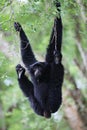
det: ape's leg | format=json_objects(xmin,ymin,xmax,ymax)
[
  {"xmin": 16, "ymin": 64, "xmax": 44, "ymax": 116},
  {"xmin": 14, "ymin": 23, "xmax": 37, "ymax": 68}
]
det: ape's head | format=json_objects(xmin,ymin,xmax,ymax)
[{"xmin": 30, "ymin": 62, "xmax": 49, "ymax": 81}]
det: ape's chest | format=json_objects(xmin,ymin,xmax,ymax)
[
  {"xmin": 34, "ymin": 83, "xmax": 49, "ymax": 106},
  {"xmin": 50, "ymin": 64, "xmax": 64, "ymax": 83}
]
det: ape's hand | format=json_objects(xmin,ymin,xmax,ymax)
[
  {"xmin": 14, "ymin": 22, "xmax": 22, "ymax": 32},
  {"xmin": 16, "ymin": 64, "xmax": 25, "ymax": 79},
  {"xmin": 54, "ymin": 0, "xmax": 60, "ymax": 7}
]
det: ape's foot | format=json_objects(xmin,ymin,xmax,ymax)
[
  {"xmin": 14, "ymin": 22, "xmax": 22, "ymax": 32},
  {"xmin": 16, "ymin": 64, "xmax": 25, "ymax": 79}
]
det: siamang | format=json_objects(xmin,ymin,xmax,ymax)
[{"xmin": 14, "ymin": 2, "xmax": 64, "ymax": 118}]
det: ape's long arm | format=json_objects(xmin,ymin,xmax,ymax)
[
  {"xmin": 45, "ymin": 2, "xmax": 63, "ymax": 64},
  {"xmin": 14, "ymin": 22, "xmax": 37, "ymax": 68}
]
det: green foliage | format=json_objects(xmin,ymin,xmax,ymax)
[{"xmin": 0, "ymin": 0, "xmax": 87, "ymax": 130}]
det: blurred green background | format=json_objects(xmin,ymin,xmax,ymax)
[{"xmin": 0, "ymin": 0, "xmax": 87, "ymax": 130}]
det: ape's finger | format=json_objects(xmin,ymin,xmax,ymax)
[{"xmin": 14, "ymin": 22, "xmax": 22, "ymax": 32}]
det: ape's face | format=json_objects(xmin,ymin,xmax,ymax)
[{"xmin": 30, "ymin": 62, "xmax": 47, "ymax": 79}]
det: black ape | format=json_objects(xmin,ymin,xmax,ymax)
[{"xmin": 14, "ymin": 2, "xmax": 64, "ymax": 118}]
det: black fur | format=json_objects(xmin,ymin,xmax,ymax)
[{"xmin": 14, "ymin": 2, "xmax": 64, "ymax": 118}]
